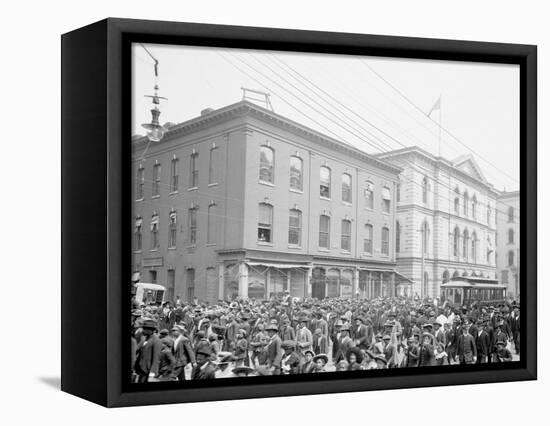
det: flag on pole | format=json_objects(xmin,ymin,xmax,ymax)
[{"xmin": 427, "ymin": 96, "xmax": 441, "ymax": 117}]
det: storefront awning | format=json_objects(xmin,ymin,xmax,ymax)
[{"xmin": 246, "ymin": 261, "xmax": 311, "ymax": 269}]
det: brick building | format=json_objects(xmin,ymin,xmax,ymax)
[{"xmin": 131, "ymin": 100, "xmax": 409, "ymax": 303}]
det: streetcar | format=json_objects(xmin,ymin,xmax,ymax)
[
  {"xmin": 133, "ymin": 282, "xmax": 166, "ymax": 305},
  {"xmin": 440, "ymin": 276, "xmax": 507, "ymax": 307}
]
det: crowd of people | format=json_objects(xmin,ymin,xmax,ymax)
[{"xmin": 131, "ymin": 292, "xmax": 520, "ymax": 382}]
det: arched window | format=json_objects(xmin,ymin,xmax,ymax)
[
  {"xmin": 422, "ymin": 221, "xmax": 429, "ymax": 254},
  {"xmin": 150, "ymin": 212, "xmax": 159, "ymax": 249},
  {"xmin": 288, "ymin": 209, "xmax": 302, "ymax": 246},
  {"xmin": 471, "ymin": 231, "xmax": 477, "ymax": 263},
  {"xmin": 422, "ymin": 176, "xmax": 429, "ymax": 204},
  {"xmin": 134, "ymin": 216, "xmax": 143, "ymax": 251},
  {"xmin": 453, "ymin": 226, "xmax": 460, "ymax": 257},
  {"xmin": 396, "ymin": 221, "xmax": 401, "ymax": 253},
  {"xmin": 259, "ymin": 146, "xmax": 274, "ymax": 183},
  {"xmin": 289, "ymin": 156, "xmax": 303, "ymax": 191},
  {"xmin": 382, "ymin": 186, "xmax": 391, "ymax": 213},
  {"xmin": 189, "ymin": 152, "xmax": 199, "ymax": 188},
  {"xmin": 320, "ymin": 166, "xmax": 331, "ymax": 198},
  {"xmin": 319, "ymin": 215, "xmax": 330, "ymax": 248},
  {"xmin": 462, "ymin": 229, "xmax": 469, "ymax": 260},
  {"xmin": 454, "ymin": 187, "xmax": 460, "ymax": 214},
  {"xmin": 209, "ymin": 146, "xmax": 219, "ymax": 185},
  {"xmin": 170, "ymin": 156, "xmax": 179, "ymax": 193},
  {"xmin": 508, "ymin": 228, "xmax": 514, "ymax": 244},
  {"xmin": 188, "ymin": 206, "xmax": 197, "ymax": 245},
  {"xmin": 342, "ymin": 173, "xmax": 352, "ymax": 203},
  {"xmin": 463, "ymin": 191, "xmax": 469, "ymax": 216},
  {"xmin": 258, "ymin": 203, "xmax": 273, "ymax": 242},
  {"xmin": 341, "ymin": 219, "xmax": 352, "ymax": 251},
  {"xmin": 207, "ymin": 203, "xmax": 217, "ymax": 245},
  {"xmin": 508, "ymin": 250, "xmax": 515, "ymax": 266},
  {"xmin": 471, "ymin": 195, "xmax": 477, "ymax": 219}
]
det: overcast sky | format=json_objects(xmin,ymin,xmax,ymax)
[{"xmin": 132, "ymin": 43, "xmax": 519, "ymax": 192}]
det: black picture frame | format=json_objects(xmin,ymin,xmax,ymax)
[{"xmin": 61, "ymin": 18, "xmax": 537, "ymax": 407}]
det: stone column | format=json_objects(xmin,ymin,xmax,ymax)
[
  {"xmin": 238, "ymin": 262, "xmax": 248, "ymax": 298},
  {"xmin": 391, "ymin": 272, "xmax": 396, "ymax": 297},
  {"xmin": 218, "ymin": 262, "xmax": 225, "ymax": 301},
  {"xmin": 306, "ymin": 267, "xmax": 313, "ymax": 298},
  {"xmin": 352, "ymin": 268, "xmax": 359, "ymax": 299}
]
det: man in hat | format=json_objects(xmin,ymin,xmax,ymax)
[
  {"xmin": 475, "ymin": 320, "xmax": 491, "ymax": 364},
  {"xmin": 336, "ymin": 324, "xmax": 354, "ymax": 363},
  {"xmin": 405, "ymin": 336, "xmax": 419, "ymax": 368},
  {"xmin": 374, "ymin": 354, "xmax": 388, "ymax": 369},
  {"xmin": 279, "ymin": 317, "xmax": 295, "ymax": 341},
  {"xmin": 457, "ymin": 321, "xmax": 477, "ymax": 364},
  {"xmin": 433, "ymin": 320, "xmax": 446, "ymax": 347},
  {"xmin": 192, "ymin": 346, "xmax": 217, "ymax": 380},
  {"xmin": 509, "ymin": 305, "xmax": 520, "ymax": 355},
  {"xmin": 265, "ymin": 323, "xmax": 283, "ymax": 375},
  {"xmin": 353, "ymin": 316, "xmax": 373, "ymax": 350},
  {"xmin": 134, "ymin": 319, "xmax": 162, "ymax": 383},
  {"xmin": 418, "ymin": 332, "xmax": 435, "ymax": 367},
  {"xmin": 224, "ymin": 314, "xmax": 240, "ymax": 351},
  {"xmin": 493, "ymin": 340, "xmax": 513, "ymax": 362},
  {"xmin": 312, "ymin": 328, "xmax": 328, "ymax": 355},
  {"xmin": 296, "ymin": 315, "xmax": 313, "ymax": 356},
  {"xmin": 382, "ymin": 334, "xmax": 397, "ymax": 368},
  {"xmin": 171, "ymin": 325, "xmax": 196, "ymax": 381},
  {"xmin": 300, "ymin": 349, "xmax": 316, "ymax": 374},
  {"xmin": 158, "ymin": 337, "xmax": 176, "ymax": 381},
  {"xmin": 233, "ymin": 329, "xmax": 249, "ymax": 367},
  {"xmin": 331, "ymin": 321, "xmax": 343, "ymax": 363},
  {"xmin": 249, "ymin": 323, "xmax": 267, "ymax": 367}
]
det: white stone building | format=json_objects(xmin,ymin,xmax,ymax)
[{"xmin": 378, "ymin": 147, "xmax": 498, "ymax": 299}]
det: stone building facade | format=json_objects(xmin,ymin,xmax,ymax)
[
  {"xmin": 378, "ymin": 147, "xmax": 498, "ymax": 299},
  {"xmin": 496, "ymin": 190, "xmax": 520, "ymax": 297}
]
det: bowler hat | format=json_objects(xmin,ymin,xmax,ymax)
[
  {"xmin": 141, "ymin": 319, "xmax": 158, "ymax": 330},
  {"xmin": 232, "ymin": 366, "xmax": 255, "ymax": 375},
  {"xmin": 313, "ymin": 353, "xmax": 329, "ymax": 364}
]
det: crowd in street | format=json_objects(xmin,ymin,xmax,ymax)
[{"xmin": 131, "ymin": 292, "xmax": 520, "ymax": 382}]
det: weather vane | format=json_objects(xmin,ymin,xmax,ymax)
[{"xmin": 140, "ymin": 44, "xmax": 168, "ymax": 142}]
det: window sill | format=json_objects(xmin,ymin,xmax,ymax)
[
  {"xmin": 151, "ymin": 195, "xmax": 160, "ymax": 199},
  {"xmin": 257, "ymin": 241, "xmax": 273, "ymax": 247},
  {"xmin": 340, "ymin": 250, "xmax": 352, "ymax": 255},
  {"xmin": 364, "ymin": 207, "xmax": 374, "ymax": 212},
  {"xmin": 133, "ymin": 250, "xmax": 142, "ymax": 254},
  {"xmin": 259, "ymin": 181, "xmax": 275, "ymax": 187},
  {"xmin": 289, "ymin": 188, "xmax": 303, "ymax": 194},
  {"xmin": 168, "ymin": 247, "xmax": 177, "ymax": 250},
  {"xmin": 320, "ymin": 196, "xmax": 331, "ymax": 201},
  {"xmin": 342, "ymin": 201, "xmax": 352, "ymax": 207},
  {"xmin": 208, "ymin": 183, "xmax": 219, "ymax": 188},
  {"xmin": 188, "ymin": 187, "xmax": 198, "ymax": 192},
  {"xmin": 169, "ymin": 191, "xmax": 179, "ymax": 196},
  {"xmin": 149, "ymin": 249, "xmax": 159, "ymax": 252},
  {"xmin": 135, "ymin": 198, "xmax": 144, "ymax": 202},
  {"xmin": 318, "ymin": 247, "xmax": 330, "ymax": 252},
  {"xmin": 186, "ymin": 245, "xmax": 197, "ymax": 249},
  {"xmin": 361, "ymin": 252, "xmax": 373, "ymax": 257},
  {"xmin": 206, "ymin": 243, "xmax": 217, "ymax": 247},
  {"xmin": 288, "ymin": 244, "xmax": 302, "ymax": 250}
]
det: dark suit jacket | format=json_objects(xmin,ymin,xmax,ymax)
[
  {"xmin": 475, "ymin": 330, "xmax": 491, "ymax": 357},
  {"xmin": 173, "ymin": 335, "xmax": 196, "ymax": 367},
  {"xmin": 266, "ymin": 335, "xmax": 283, "ymax": 367},
  {"xmin": 457, "ymin": 333, "xmax": 477, "ymax": 362},
  {"xmin": 135, "ymin": 333, "xmax": 162, "ymax": 377},
  {"xmin": 354, "ymin": 324, "xmax": 373, "ymax": 349},
  {"xmin": 418, "ymin": 343, "xmax": 435, "ymax": 367}
]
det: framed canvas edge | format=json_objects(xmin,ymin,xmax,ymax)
[{"xmin": 65, "ymin": 18, "xmax": 537, "ymax": 407}]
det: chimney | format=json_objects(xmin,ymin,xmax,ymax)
[{"xmin": 201, "ymin": 107, "xmax": 214, "ymax": 116}]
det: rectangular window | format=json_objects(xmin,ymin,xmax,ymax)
[
  {"xmin": 149, "ymin": 270, "xmax": 157, "ymax": 284},
  {"xmin": 320, "ymin": 166, "xmax": 331, "ymax": 198},
  {"xmin": 170, "ymin": 158, "xmax": 179, "ymax": 192},
  {"xmin": 136, "ymin": 166, "xmax": 144, "ymax": 200},
  {"xmin": 150, "ymin": 214, "xmax": 159, "ymax": 250},
  {"xmin": 342, "ymin": 174, "xmax": 352, "ymax": 203},
  {"xmin": 381, "ymin": 227, "xmax": 389, "ymax": 255},
  {"xmin": 288, "ymin": 209, "xmax": 302, "ymax": 246},
  {"xmin": 134, "ymin": 217, "xmax": 143, "ymax": 251},
  {"xmin": 167, "ymin": 269, "xmax": 175, "ymax": 302},
  {"xmin": 188, "ymin": 208, "xmax": 197, "ymax": 245},
  {"xmin": 259, "ymin": 146, "xmax": 274, "ymax": 183},
  {"xmin": 168, "ymin": 211, "xmax": 177, "ymax": 248},
  {"xmin": 152, "ymin": 164, "xmax": 161, "ymax": 197},
  {"xmin": 319, "ymin": 215, "xmax": 330, "ymax": 248},
  {"xmin": 207, "ymin": 204, "xmax": 216, "ymax": 245},
  {"xmin": 258, "ymin": 203, "xmax": 273, "ymax": 242},
  {"xmin": 501, "ymin": 270, "xmax": 509, "ymax": 284},
  {"xmin": 364, "ymin": 182, "xmax": 374, "ymax": 209},
  {"xmin": 186, "ymin": 269, "xmax": 195, "ymax": 301},
  {"xmin": 190, "ymin": 152, "xmax": 199, "ymax": 188},
  {"xmin": 364, "ymin": 224, "xmax": 373, "ymax": 254},
  {"xmin": 209, "ymin": 147, "xmax": 219, "ymax": 184},
  {"xmin": 382, "ymin": 187, "xmax": 391, "ymax": 213},
  {"xmin": 290, "ymin": 156, "xmax": 303, "ymax": 191},
  {"xmin": 341, "ymin": 219, "xmax": 351, "ymax": 251}
]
